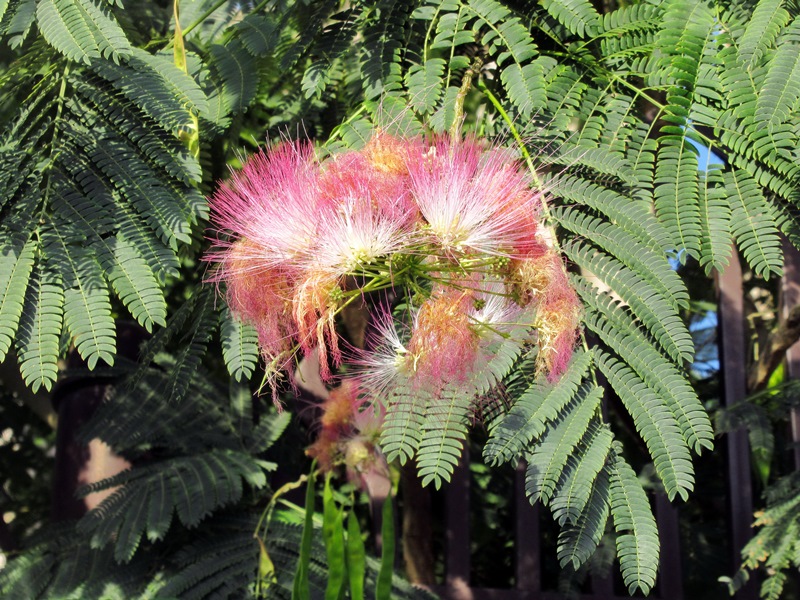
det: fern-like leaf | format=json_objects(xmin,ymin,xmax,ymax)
[
  {"xmin": 738, "ymin": 0, "xmax": 790, "ymax": 70},
  {"xmin": 0, "ymin": 236, "xmax": 35, "ymax": 362},
  {"xmin": 654, "ymin": 136, "xmax": 701, "ymax": 260},
  {"xmin": 554, "ymin": 207, "xmax": 689, "ymax": 311},
  {"xmin": 697, "ymin": 167, "xmax": 733, "ymax": 274},
  {"xmin": 545, "ymin": 173, "xmax": 672, "ymax": 254},
  {"xmin": 380, "ymin": 381, "xmax": 427, "ymax": 465},
  {"xmin": 47, "ymin": 227, "xmax": 116, "ymax": 369},
  {"xmin": 609, "ymin": 448, "xmax": 660, "ymax": 595},
  {"xmin": 724, "ymin": 168, "xmax": 783, "ymax": 278},
  {"xmin": 595, "ymin": 350, "xmax": 694, "ymax": 500},
  {"xmin": 540, "ymin": 0, "xmax": 600, "ymax": 38},
  {"xmin": 406, "ymin": 58, "xmax": 446, "ymax": 115},
  {"xmin": 484, "ymin": 349, "xmax": 592, "ymax": 465},
  {"xmin": 526, "ymin": 384, "xmax": 604, "ymax": 505},
  {"xmin": 576, "ymin": 280, "xmax": 713, "ymax": 456},
  {"xmin": 92, "ymin": 48, "xmax": 208, "ymax": 134},
  {"xmin": 220, "ymin": 306, "xmax": 259, "ymax": 382},
  {"xmin": 550, "ymin": 421, "xmax": 614, "ymax": 526},
  {"xmin": 100, "ymin": 235, "xmax": 167, "ymax": 333},
  {"xmin": 16, "ymin": 263, "xmax": 63, "ymax": 392},
  {"xmin": 755, "ymin": 20, "xmax": 800, "ymax": 128},
  {"xmin": 209, "ymin": 40, "xmax": 258, "ymax": 115},
  {"xmin": 36, "ymin": 0, "xmax": 131, "ymax": 64},
  {"xmin": 499, "ymin": 60, "xmax": 548, "ymax": 117},
  {"xmin": 161, "ymin": 290, "xmax": 217, "ymax": 403},
  {"xmin": 77, "ymin": 449, "xmax": 271, "ymax": 562},
  {"xmin": 417, "ymin": 386, "xmax": 472, "ymax": 489},
  {"xmin": 563, "ymin": 239, "xmax": 694, "ymax": 363},
  {"xmin": 556, "ymin": 461, "xmax": 611, "ymax": 570}
]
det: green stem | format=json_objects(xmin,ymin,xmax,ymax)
[
  {"xmin": 325, "ymin": 105, "xmax": 368, "ymax": 147},
  {"xmin": 477, "ymin": 79, "xmax": 597, "ymax": 377},
  {"xmin": 254, "ymin": 469, "xmax": 317, "ymax": 540},
  {"xmin": 450, "ymin": 57, "xmax": 483, "ymax": 138},
  {"xmin": 164, "ymin": 0, "xmax": 243, "ymax": 48},
  {"xmin": 476, "ymin": 80, "xmax": 544, "ymax": 195}
]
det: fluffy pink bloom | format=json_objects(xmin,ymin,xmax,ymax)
[
  {"xmin": 406, "ymin": 137, "xmax": 546, "ymax": 258},
  {"xmin": 348, "ymin": 307, "xmax": 410, "ymax": 396},
  {"xmin": 207, "ymin": 141, "xmax": 327, "ymax": 274},
  {"xmin": 205, "ymin": 132, "xmax": 581, "ymax": 406},
  {"xmin": 311, "ymin": 137, "xmax": 419, "ymax": 277},
  {"xmin": 406, "ymin": 290, "xmax": 479, "ymax": 389},
  {"xmin": 321, "ymin": 134, "xmax": 420, "ymax": 227},
  {"xmin": 513, "ymin": 252, "xmax": 581, "ymax": 380},
  {"xmin": 292, "ymin": 270, "xmax": 341, "ymax": 381},
  {"xmin": 305, "ymin": 379, "xmax": 388, "ymax": 489},
  {"xmin": 469, "ymin": 280, "xmax": 528, "ymax": 340},
  {"xmin": 312, "ymin": 194, "xmax": 414, "ymax": 278},
  {"xmin": 220, "ymin": 239, "xmax": 297, "ymax": 364}
]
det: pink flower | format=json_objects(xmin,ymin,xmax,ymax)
[
  {"xmin": 207, "ymin": 141, "xmax": 326, "ymax": 274},
  {"xmin": 219, "ymin": 239, "xmax": 297, "ymax": 365},
  {"xmin": 406, "ymin": 137, "xmax": 545, "ymax": 258},
  {"xmin": 348, "ymin": 307, "xmax": 411, "ymax": 396},
  {"xmin": 292, "ymin": 269, "xmax": 341, "ymax": 381},
  {"xmin": 205, "ymin": 132, "xmax": 582, "ymax": 407},
  {"xmin": 512, "ymin": 252, "xmax": 581, "ymax": 380},
  {"xmin": 469, "ymin": 279, "xmax": 529, "ymax": 340},
  {"xmin": 305, "ymin": 380, "xmax": 388, "ymax": 487},
  {"xmin": 312, "ymin": 194, "xmax": 414, "ymax": 278},
  {"xmin": 406, "ymin": 290, "xmax": 479, "ymax": 389}
]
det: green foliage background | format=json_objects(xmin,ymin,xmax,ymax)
[{"xmin": 0, "ymin": 0, "xmax": 799, "ymax": 597}]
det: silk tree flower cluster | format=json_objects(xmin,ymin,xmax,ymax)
[{"xmin": 207, "ymin": 134, "xmax": 581, "ymax": 445}]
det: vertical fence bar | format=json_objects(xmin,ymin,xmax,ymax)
[
  {"xmin": 515, "ymin": 461, "xmax": 540, "ymax": 593},
  {"xmin": 716, "ymin": 249, "xmax": 757, "ymax": 600},
  {"xmin": 655, "ymin": 493, "xmax": 683, "ymax": 600},
  {"xmin": 781, "ymin": 239, "xmax": 800, "ymax": 470},
  {"xmin": 446, "ymin": 453, "xmax": 471, "ymax": 598}
]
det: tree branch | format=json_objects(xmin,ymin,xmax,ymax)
[{"xmin": 748, "ymin": 303, "xmax": 800, "ymax": 391}]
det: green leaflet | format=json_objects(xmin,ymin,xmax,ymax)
[
  {"xmin": 724, "ymin": 168, "xmax": 783, "ymax": 278},
  {"xmin": 595, "ymin": 350, "xmax": 695, "ymax": 500},
  {"xmin": 36, "ymin": 0, "xmax": 131, "ymax": 64},
  {"xmin": 322, "ymin": 475, "xmax": 346, "ymax": 600},
  {"xmin": 609, "ymin": 448, "xmax": 660, "ymax": 595},
  {"xmin": 550, "ymin": 421, "xmax": 614, "ymax": 526},
  {"xmin": 577, "ymin": 283, "xmax": 714, "ymax": 456},
  {"xmin": 564, "ymin": 238, "xmax": 695, "ymax": 363},
  {"xmin": 220, "ymin": 306, "xmax": 259, "ymax": 382},
  {"xmin": 654, "ymin": 136, "xmax": 702, "ymax": 261},
  {"xmin": 209, "ymin": 40, "xmax": 258, "ymax": 114},
  {"xmin": 738, "ymin": 0, "xmax": 790, "ymax": 70},
  {"xmin": 554, "ymin": 206, "xmax": 689, "ymax": 311},
  {"xmin": 484, "ymin": 349, "xmax": 592, "ymax": 466},
  {"xmin": 499, "ymin": 61, "xmax": 548, "ymax": 118},
  {"xmin": 697, "ymin": 167, "xmax": 733, "ymax": 274},
  {"xmin": 541, "ymin": 0, "xmax": 601, "ymax": 38},
  {"xmin": 755, "ymin": 20, "xmax": 800, "ymax": 128},
  {"xmin": 16, "ymin": 262, "xmax": 63, "ymax": 392},
  {"xmin": 100, "ymin": 235, "xmax": 167, "ymax": 333},
  {"xmin": 47, "ymin": 226, "xmax": 116, "ymax": 369},
  {"xmin": 346, "ymin": 513, "xmax": 366, "ymax": 600},
  {"xmin": 381, "ymin": 381, "xmax": 427, "ymax": 465},
  {"xmin": 525, "ymin": 383, "xmax": 604, "ymax": 506},
  {"xmin": 556, "ymin": 461, "xmax": 611, "ymax": 570},
  {"xmin": 417, "ymin": 387, "xmax": 472, "ymax": 489},
  {"xmin": 406, "ymin": 58, "xmax": 446, "ymax": 114},
  {"xmin": 0, "ymin": 236, "xmax": 35, "ymax": 362}
]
